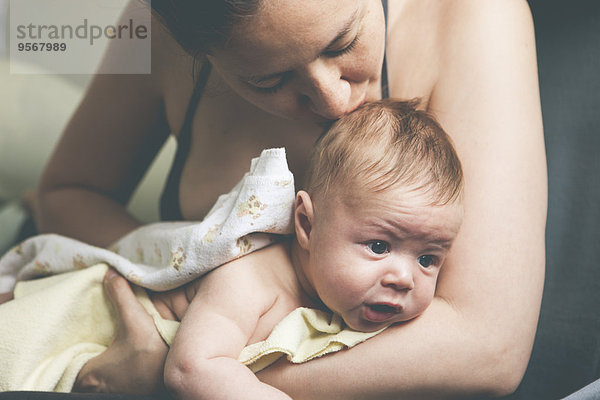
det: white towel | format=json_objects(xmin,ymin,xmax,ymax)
[{"xmin": 0, "ymin": 148, "xmax": 295, "ymax": 292}]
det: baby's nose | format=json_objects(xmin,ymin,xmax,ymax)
[{"xmin": 381, "ymin": 263, "xmax": 415, "ymax": 291}]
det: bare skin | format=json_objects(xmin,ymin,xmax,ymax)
[{"xmin": 38, "ymin": 0, "xmax": 546, "ymax": 397}]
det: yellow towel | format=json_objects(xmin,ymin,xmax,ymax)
[
  {"xmin": 0, "ymin": 264, "xmax": 116, "ymax": 391},
  {"xmin": 0, "ymin": 264, "xmax": 383, "ymax": 391},
  {"xmin": 240, "ymin": 308, "xmax": 384, "ymax": 373}
]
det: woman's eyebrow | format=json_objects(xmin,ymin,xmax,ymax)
[
  {"xmin": 324, "ymin": 8, "xmax": 361, "ymax": 51},
  {"xmin": 241, "ymin": 8, "xmax": 361, "ymax": 84}
]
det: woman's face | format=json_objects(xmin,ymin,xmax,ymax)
[{"xmin": 208, "ymin": 0, "xmax": 386, "ymax": 122}]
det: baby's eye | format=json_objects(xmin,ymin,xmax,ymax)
[
  {"xmin": 418, "ymin": 255, "xmax": 437, "ymax": 268},
  {"xmin": 366, "ymin": 241, "xmax": 390, "ymax": 255}
]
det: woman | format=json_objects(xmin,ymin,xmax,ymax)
[{"xmin": 37, "ymin": 0, "xmax": 546, "ymax": 398}]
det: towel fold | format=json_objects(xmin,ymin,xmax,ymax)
[{"xmin": 0, "ymin": 263, "xmax": 382, "ymax": 391}]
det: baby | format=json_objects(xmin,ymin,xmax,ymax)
[
  {"xmin": 1, "ymin": 99, "xmax": 464, "ymax": 399},
  {"xmin": 160, "ymin": 98, "xmax": 464, "ymax": 399}
]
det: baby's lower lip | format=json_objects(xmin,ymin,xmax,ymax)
[{"xmin": 363, "ymin": 304, "xmax": 400, "ymax": 323}]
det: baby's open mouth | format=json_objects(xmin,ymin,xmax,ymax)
[
  {"xmin": 370, "ymin": 304, "xmax": 399, "ymax": 313},
  {"xmin": 364, "ymin": 303, "xmax": 402, "ymax": 323}
]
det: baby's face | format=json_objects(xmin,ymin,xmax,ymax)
[{"xmin": 304, "ymin": 187, "xmax": 463, "ymax": 332}]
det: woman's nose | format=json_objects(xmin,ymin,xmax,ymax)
[
  {"xmin": 381, "ymin": 262, "xmax": 415, "ymax": 291},
  {"xmin": 298, "ymin": 60, "xmax": 352, "ymax": 119}
]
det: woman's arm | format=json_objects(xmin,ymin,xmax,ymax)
[
  {"xmin": 36, "ymin": 73, "xmax": 167, "ymax": 247},
  {"xmin": 258, "ymin": 1, "xmax": 546, "ymax": 398},
  {"xmin": 37, "ymin": 4, "xmax": 174, "ymax": 247}
]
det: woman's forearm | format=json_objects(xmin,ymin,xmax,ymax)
[
  {"xmin": 34, "ymin": 37, "xmax": 168, "ymax": 249},
  {"xmin": 36, "ymin": 186, "xmax": 142, "ymax": 248},
  {"xmin": 257, "ymin": 297, "xmax": 528, "ymax": 400}
]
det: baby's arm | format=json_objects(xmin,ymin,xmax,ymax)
[{"xmin": 164, "ymin": 260, "xmax": 292, "ymax": 400}]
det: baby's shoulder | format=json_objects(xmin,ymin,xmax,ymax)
[
  {"xmin": 215, "ymin": 241, "xmax": 290, "ymax": 274},
  {"xmin": 192, "ymin": 242, "xmax": 292, "ymax": 300}
]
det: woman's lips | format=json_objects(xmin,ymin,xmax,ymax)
[{"xmin": 348, "ymin": 93, "xmax": 367, "ymax": 113}]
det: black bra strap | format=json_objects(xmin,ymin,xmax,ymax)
[
  {"xmin": 159, "ymin": 60, "xmax": 212, "ymax": 221},
  {"xmin": 381, "ymin": 0, "xmax": 390, "ymax": 99}
]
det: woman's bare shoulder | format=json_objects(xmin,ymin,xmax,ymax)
[
  {"xmin": 430, "ymin": 0, "xmax": 538, "ymax": 111},
  {"xmin": 385, "ymin": 0, "xmax": 533, "ymax": 104},
  {"xmin": 435, "ymin": 0, "xmax": 534, "ymax": 56},
  {"xmin": 437, "ymin": 0, "xmax": 532, "ymax": 24}
]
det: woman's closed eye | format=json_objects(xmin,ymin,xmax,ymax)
[
  {"xmin": 366, "ymin": 240, "xmax": 390, "ymax": 255},
  {"xmin": 324, "ymin": 33, "xmax": 360, "ymax": 58},
  {"xmin": 248, "ymin": 72, "xmax": 292, "ymax": 94},
  {"xmin": 246, "ymin": 31, "xmax": 361, "ymax": 94}
]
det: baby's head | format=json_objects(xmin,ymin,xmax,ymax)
[{"xmin": 293, "ymin": 99, "xmax": 464, "ymax": 332}]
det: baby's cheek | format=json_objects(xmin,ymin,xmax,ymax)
[{"xmin": 415, "ymin": 280, "xmax": 437, "ymax": 310}]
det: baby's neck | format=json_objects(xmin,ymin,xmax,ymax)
[{"xmin": 289, "ymin": 239, "xmax": 320, "ymax": 305}]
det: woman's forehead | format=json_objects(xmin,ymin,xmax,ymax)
[
  {"xmin": 218, "ymin": 0, "xmax": 366, "ymax": 71},
  {"xmin": 232, "ymin": 0, "xmax": 364, "ymax": 40}
]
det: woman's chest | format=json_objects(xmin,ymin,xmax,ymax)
[{"xmin": 163, "ymin": 71, "xmax": 323, "ymax": 221}]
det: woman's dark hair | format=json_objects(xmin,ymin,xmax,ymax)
[{"xmin": 150, "ymin": 0, "xmax": 261, "ymax": 56}]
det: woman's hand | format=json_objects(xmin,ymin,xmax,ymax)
[{"xmin": 74, "ymin": 269, "xmax": 168, "ymax": 394}]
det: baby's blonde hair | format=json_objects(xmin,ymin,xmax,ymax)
[{"xmin": 305, "ymin": 99, "xmax": 463, "ymax": 206}]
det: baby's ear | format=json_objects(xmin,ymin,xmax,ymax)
[{"xmin": 294, "ymin": 191, "xmax": 314, "ymax": 250}]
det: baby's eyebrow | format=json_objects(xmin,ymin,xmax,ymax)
[
  {"xmin": 427, "ymin": 239, "xmax": 454, "ymax": 250},
  {"xmin": 366, "ymin": 218, "xmax": 457, "ymax": 246}
]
